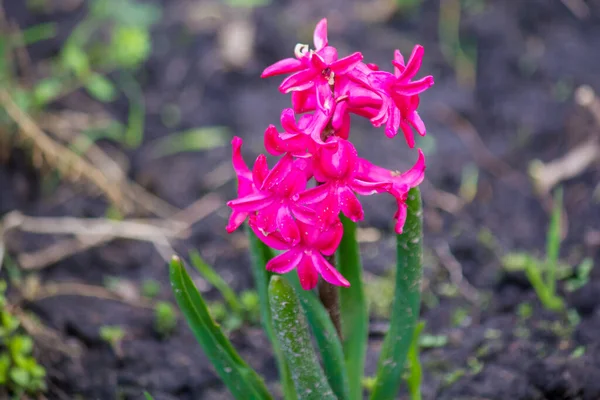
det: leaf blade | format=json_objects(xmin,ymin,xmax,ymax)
[
  {"xmin": 370, "ymin": 187, "xmax": 423, "ymax": 400},
  {"xmin": 169, "ymin": 256, "xmax": 272, "ymax": 400},
  {"xmin": 337, "ymin": 216, "xmax": 368, "ymax": 400}
]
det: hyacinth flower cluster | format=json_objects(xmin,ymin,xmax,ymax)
[{"xmin": 226, "ymin": 19, "xmax": 433, "ymax": 291}]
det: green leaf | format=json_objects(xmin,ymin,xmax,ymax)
[
  {"xmin": 268, "ymin": 276, "xmax": 337, "ymax": 400},
  {"xmin": 85, "ymin": 73, "xmax": 117, "ymax": 102},
  {"xmin": 111, "ymin": 25, "xmax": 151, "ymax": 68},
  {"xmin": 169, "ymin": 256, "xmax": 272, "ymax": 400},
  {"xmin": 189, "ymin": 250, "xmax": 243, "ymax": 314},
  {"xmin": 20, "ymin": 22, "xmax": 58, "ymax": 45},
  {"xmin": 546, "ymin": 187, "xmax": 563, "ymax": 295},
  {"xmin": 337, "ymin": 216, "xmax": 368, "ymax": 400},
  {"xmin": 61, "ymin": 44, "xmax": 89, "ymax": 77},
  {"xmin": 143, "ymin": 391, "xmax": 155, "ymax": 400},
  {"xmin": 286, "ymin": 274, "xmax": 350, "ymax": 400},
  {"xmin": 33, "ymin": 77, "xmax": 64, "ymax": 106},
  {"xmin": 406, "ymin": 322, "xmax": 425, "ymax": 400},
  {"xmin": 247, "ymin": 230, "xmax": 296, "ymax": 400},
  {"xmin": 150, "ymin": 127, "xmax": 229, "ymax": 158},
  {"xmin": 10, "ymin": 368, "xmax": 30, "ymax": 387},
  {"xmin": 370, "ymin": 188, "xmax": 423, "ymax": 400},
  {"xmin": 119, "ymin": 72, "xmax": 145, "ymax": 148}
]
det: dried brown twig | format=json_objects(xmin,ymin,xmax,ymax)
[
  {"xmin": 434, "ymin": 242, "xmax": 480, "ymax": 304},
  {"xmin": 0, "ymin": 89, "xmax": 132, "ymax": 212}
]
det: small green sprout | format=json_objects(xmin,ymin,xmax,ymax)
[
  {"xmin": 154, "ymin": 301, "xmax": 178, "ymax": 338},
  {"xmin": 141, "ymin": 279, "xmax": 161, "ymax": 299},
  {"xmin": 0, "ymin": 281, "xmax": 46, "ymax": 396},
  {"xmin": 99, "ymin": 325, "xmax": 125, "ymax": 356}
]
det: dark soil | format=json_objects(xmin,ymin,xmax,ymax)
[{"xmin": 2, "ymin": 0, "xmax": 600, "ymax": 399}]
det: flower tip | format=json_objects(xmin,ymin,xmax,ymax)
[
  {"xmin": 313, "ymin": 18, "xmax": 328, "ymax": 49},
  {"xmin": 231, "ymin": 136, "xmax": 243, "ymax": 146}
]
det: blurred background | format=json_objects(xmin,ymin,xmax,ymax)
[{"xmin": 0, "ymin": 0, "xmax": 599, "ymax": 399}]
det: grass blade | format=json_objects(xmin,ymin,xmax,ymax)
[
  {"xmin": 189, "ymin": 250, "xmax": 243, "ymax": 314},
  {"xmin": 406, "ymin": 322, "xmax": 425, "ymax": 400},
  {"xmin": 370, "ymin": 188, "xmax": 423, "ymax": 400},
  {"xmin": 337, "ymin": 216, "xmax": 368, "ymax": 400},
  {"xmin": 143, "ymin": 391, "xmax": 154, "ymax": 400},
  {"xmin": 169, "ymin": 256, "xmax": 272, "ymax": 399},
  {"xmin": 269, "ymin": 276, "xmax": 337, "ymax": 400},
  {"xmin": 247, "ymin": 230, "xmax": 297, "ymax": 400},
  {"xmin": 546, "ymin": 187, "xmax": 563, "ymax": 295},
  {"xmin": 286, "ymin": 274, "xmax": 350, "ymax": 400}
]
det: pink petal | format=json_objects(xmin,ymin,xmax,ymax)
[
  {"xmin": 264, "ymin": 125, "xmax": 284, "ymax": 156},
  {"xmin": 297, "ymin": 253, "xmax": 319, "ymax": 290},
  {"xmin": 226, "ymin": 210, "xmax": 248, "ymax": 233},
  {"xmin": 315, "ymin": 219, "xmax": 343, "ymax": 255},
  {"xmin": 292, "ymin": 90, "xmax": 316, "ymax": 113},
  {"xmin": 315, "ymin": 189, "xmax": 341, "ymax": 228},
  {"xmin": 394, "ymin": 202, "xmax": 408, "ymax": 234},
  {"xmin": 368, "ymin": 71, "xmax": 395, "ymax": 91},
  {"xmin": 313, "ymin": 18, "xmax": 328, "ymax": 50},
  {"xmin": 261, "ymin": 58, "xmax": 304, "ymax": 78},
  {"xmin": 311, "ymin": 252, "xmax": 350, "ymax": 287},
  {"xmin": 276, "ymin": 206, "xmax": 300, "ymax": 245},
  {"xmin": 410, "ymin": 111, "xmax": 426, "ymax": 137},
  {"xmin": 393, "ymin": 76, "xmax": 434, "ymax": 96},
  {"xmin": 317, "ymin": 46, "xmax": 338, "ymax": 64},
  {"xmin": 399, "ymin": 149, "xmax": 426, "ymax": 187},
  {"xmin": 400, "ymin": 119, "xmax": 415, "ymax": 148},
  {"xmin": 298, "ymin": 183, "xmax": 330, "ymax": 204},
  {"xmin": 393, "ymin": 49, "xmax": 406, "ymax": 75},
  {"xmin": 397, "ymin": 45, "xmax": 424, "ymax": 81},
  {"xmin": 316, "ymin": 80, "xmax": 335, "ymax": 113},
  {"xmin": 266, "ymin": 249, "xmax": 303, "ymax": 274},
  {"xmin": 228, "ymin": 193, "xmax": 272, "ymax": 213},
  {"xmin": 250, "ymin": 217, "xmax": 290, "ymax": 250},
  {"xmin": 330, "ymin": 52, "xmax": 363, "ymax": 75},
  {"xmin": 290, "ymin": 203, "xmax": 317, "ymax": 225},
  {"xmin": 231, "ymin": 137, "xmax": 250, "ymax": 178},
  {"xmin": 261, "ymin": 153, "xmax": 294, "ymax": 191},
  {"xmin": 350, "ymin": 179, "xmax": 390, "ymax": 196},
  {"xmin": 279, "ymin": 69, "xmax": 318, "ymax": 93},
  {"xmin": 338, "ymin": 186, "xmax": 364, "ymax": 222},
  {"xmin": 253, "ymin": 154, "xmax": 269, "ymax": 188},
  {"xmin": 384, "ymin": 107, "xmax": 401, "ymax": 139}
]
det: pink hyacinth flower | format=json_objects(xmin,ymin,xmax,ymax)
[
  {"xmin": 368, "ymin": 45, "xmax": 434, "ymax": 147},
  {"xmin": 357, "ymin": 149, "xmax": 426, "ymax": 233},
  {"xmin": 251, "ymin": 216, "xmax": 349, "ymax": 290},
  {"xmin": 227, "ymin": 153, "xmax": 315, "ymax": 244},
  {"xmin": 226, "ymin": 137, "xmax": 261, "ymax": 233},
  {"xmin": 300, "ymin": 138, "xmax": 390, "ymax": 228}
]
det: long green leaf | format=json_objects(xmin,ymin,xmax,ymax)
[
  {"xmin": 189, "ymin": 250, "xmax": 243, "ymax": 314},
  {"xmin": 269, "ymin": 276, "xmax": 337, "ymax": 400},
  {"xmin": 247, "ymin": 230, "xmax": 297, "ymax": 400},
  {"xmin": 546, "ymin": 187, "xmax": 563, "ymax": 295},
  {"xmin": 406, "ymin": 322, "xmax": 425, "ymax": 400},
  {"xmin": 169, "ymin": 256, "xmax": 272, "ymax": 400},
  {"xmin": 286, "ymin": 274, "xmax": 350, "ymax": 400},
  {"xmin": 337, "ymin": 216, "xmax": 368, "ymax": 400},
  {"xmin": 370, "ymin": 187, "xmax": 423, "ymax": 400}
]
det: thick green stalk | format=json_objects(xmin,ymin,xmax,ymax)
[
  {"xmin": 247, "ymin": 230, "xmax": 297, "ymax": 400},
  {"xmin": 269, "ymin": 276, "xmax": 337, "ymax": 400},
  {"xmin": 370, "ymin": 188, "xmax": 423, "ymax": 400},
  {"xmin": 337, "ymin": 216, "xmax": 368, "ymax": 400},
  {"xmin": 287, "ymin": 274, "xmax": 350, "ymax": 400}
]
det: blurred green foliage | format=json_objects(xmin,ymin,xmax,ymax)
[{"xmin": 0, "ymin": 281, "xmax": 47, "ymax": 397}]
